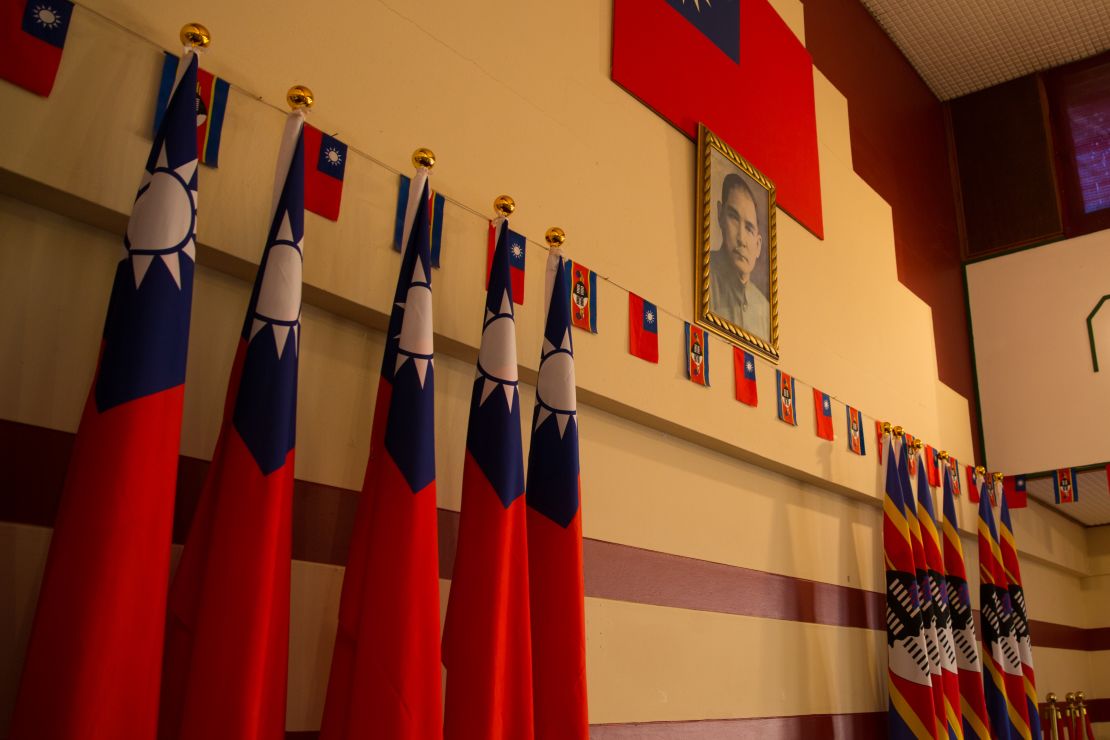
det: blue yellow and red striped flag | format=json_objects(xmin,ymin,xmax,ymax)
[{"xmin": 998, "ymin": 496, "xmax": 1041, "ymax": 740}]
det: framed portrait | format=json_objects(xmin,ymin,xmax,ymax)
[{"xmin": 695, "ymin": 124, "xmax": 779, "ymax": 361}]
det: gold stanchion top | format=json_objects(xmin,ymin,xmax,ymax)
[
  {"xmin": 1047, "ymin": 692, "xmax": 1058, "ymax": 703},
  {"xmin": 937, "ymin": 450, "xmax": 950, "ymax": 461},
  {"xmin": 493, "ymin": 195, "xmax": 515, "ymax": 218},
  {"xmin": 1066, "ymin": 692, "xmax": 1077, "ymax": 703},
  {"xmin": 975, "ymin": 465, "xmax": 987, "ymax": 476},
  {"xmin": 1077, "ymin": 690, "xmax": 1086, "ymax": 703},
  {"xmin": 881, "ymin": 421, "xmax": 892, "ymax": 434},
  {"xmin": 286, "ymin": 86, "xmax": 314, "ymax": 110},
  {"xmin": 412, "ymin": 148, "xmax": 436, "ymax": 169},
  {"xmin": 892, "ymin": 425, "xmax": 904, "ymax": 437},
  {"xmin": 545, "ymin": 227, "xmax": 566, "ymax": 248},
  {"xmin": 180, "ymin": 23, "xmax": 210, "ymax": 49}
]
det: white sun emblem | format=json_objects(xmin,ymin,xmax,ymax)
[
  {"xmin": 824, "ymin": 398, "xmax": 830, "ymax": 412},
  {"xmin": 745, "ymin": 360, "xmax": 754, "ymax": 373},
  {"xmin": 32, "ymin": 4, "xmax": 61, "ymax": 28},
  {"xmin": 247, "ymin": 210, "xmax": 303, "ymax": 359},
  {"xmin": 476, "ymin": 289, "xmax": 519, "ymax": 411},
  {"xmin": 125, "ymin": 139, "xmax": 198, "ymax": 290},
  {"xmin": 645, "ymin": 310, "xmax": 655, "ymax": 325},
  {"xmin": 324, "ymin": 147, "xmax": 342, "ymax": 167},
  {"xmin": 511, "ymin": 244, "xmax": 523, "ymax": 259},
  {"xmin": 534, "ymin": 327, "xmax": 576, "ymax": 437},
  {"xmin": 393, "ymin": 257, "xmax": 433, "ymax": 387}
]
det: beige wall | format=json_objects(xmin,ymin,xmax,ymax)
[{"xmin": 1, "ymin": 0, "xmax": 1105, "ymax": 733}]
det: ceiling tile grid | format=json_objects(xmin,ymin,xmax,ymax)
[
  {"xmin": 861, "ymin": 0, "xmax": 1110, "ymax": 100},
  {"xmin": 1026, "ymin": 468, "xmax": 1110, "ymax": 526}
]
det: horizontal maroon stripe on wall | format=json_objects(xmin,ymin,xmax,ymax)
[{"xmin": 2, "ymin": 418, "xmax": 1106, "ymax": 649}]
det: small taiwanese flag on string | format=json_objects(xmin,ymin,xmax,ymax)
[
  {"xmin": 628, "ymin": 293, "xmax": 658, "ymax": 363},
  {"xmin": 486, "ymin": 222, "xmax": 526, "ymax": 305},
  {"xmin": 775, "ymin": 370, "xmax": 796, "ymax": 426},
  {"xmin": 966, "ymin": 465, "xmax": 979, "ymax": 503},
  {"xmin": 0, "ymin": 0, "xmax": 73, "ymax": 96},
  {"xmin": 924, "ymin": 445, "xmax": 941, "ymax": 487},
  {"xmin": 155, "ymin": 52, "xmax": 230, "ymax": 167},
  {"xmin": 684, "ymin": 323, "xmax": 709, "ymax": 386},
  {"xmin": 812, "ymin": 389, "xmax": 833, "ymax": 440},
  {"xmin": 846, "ymin": 406, "xmax": 864, "ymax": 455},
  {"xmin": 394, "ymin": 174, "xmax": 445, "ymax": 267},
  {"xmin": 568, "ymin": 261, "xmax": 597, "ymax": 333},
  {"xmin": 303, "ymin": 122, "xmax": 347, "ymax": 221},
  {"xmin": 1053, "ymin": 468, "xmax": 1078, "ymax": 503},
  {"xmin": 1002, "ymin": 475, "xmax": 1027, "ymax": 509},
  {"xmin": 733, "ymin": 348, "xmax": 757, "ymax": 406}
]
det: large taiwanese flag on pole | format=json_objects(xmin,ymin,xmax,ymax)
[
  {"xmin": 443, "ymin": 215, "xmax": 534, "ymax": 739},
  {"xmin": 159, "ymin": 107, "xmax": 305, "ymax": 740},
  {"xmin": 940, "ymin": 467, "xmax": 991, "ymax": 740},
  {"xmin": 882, "ymin": 433, "xmax": 937, "ymax": 740},
  {"xmin": 999, "ymin": 495, "xmax": 1042, "ymax": 740},
  {"xmin": 318, "ymin": 158, "xmax": 441, "ymax": 740},
  {"xmin": 978, "ymin": 483, "xmax": 1032, "ymax": 740},
  {"xmin": 915, "ymin": 460, "xmax": 962, "ymax": 739},
  {"xmin": 9, "ymin": 51, "xmax": 199, "ymax": 740},
  {"xmin": 526, "ymin": 247, "xmax": 588, "ymax": 740}
]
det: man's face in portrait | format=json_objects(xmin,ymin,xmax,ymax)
[{"xmin": 717, "ymin": 181, "xmax": 762, "ymax": 284}]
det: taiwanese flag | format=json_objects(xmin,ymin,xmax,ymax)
[
  {"xmin": 812, "ymin": 388, "xmax": 833, "ymax": 440},
  {"xmin": 487, "ymin": 221, "xmax": 526, "ymax": 305},
  {"xmin": 924, "ymin": 445, "xmax": 941, "ymax": 488},
  {"xmin": 393, "ymin": 173, "xmax": 445, "ymax": 267},
  {"xmin": 999, "ymin": 496, "xmax": 1042, "ymax": 740},
  {"xmin": 846, "ymin": 406, "xmax": 864, "ymax": 455},
  {"xmin": 318, "ymin": 168, "xmax": 441, "ymax": 738},
  {"xmin": 159, "ymin": 110, "xmax": 304, "ymax": 740},
  {"xmin": 443, "ymin": 217, "xmax": 534, "ymax": 739},
  {"xmin": 0, "ymin": 0, "xmax": 73, "ymax": 96},
  {"xmin": 967, "ymin": 465, "xmax": 980, "ymax": 503},
  {"xmin": 978, "ymin": 481, "xmax": 1033, "ymax": 740},
  {"xmin": 155, "ymin": 52, "xmax": 230, "ymax": 166},
  {"xmin": 526, "ymin": 249, "xmax": 588, "ymax": 740},
  {"xmin": 1053, "ymin": 468, "xmax": 1078, "ymax": 503},
  {"xmin": 881, "ymin": 433, "xmax": 937, "ymax": 740},
  {"xmin": 628, "ymin": 292, "xmax": 658, "ymax": 363},
  {"xmin": 303, "ymin": 122, "xmax": 346, "ymax": 220},
  {"xmin": 775, "ymin": 370, "xmax": 796, "ymax": 425},
  {"xmin": 940, "ymin": 466, "xmax": 991, "ymax": 740},
  {"xmin": 611, "ymin": 0, "xmax": 823, "ymax": 237},
  {"xmin": 1003, "ymin": 475, "xmax": 1028, "ymax": 509},
  {"xmin": 568, "ymin": 260, "xmax": 598, "ymax": 333},
  {"xmin": 9, "ymin": 51, "xmax": 198, "ymax": 740},
  {"xmin": 684, "ymin": 322, "xmax": 709, "ymax": 386},
  {"xmin": 733, "ymin": 347, "xmax": 757, "ymax": 406}
]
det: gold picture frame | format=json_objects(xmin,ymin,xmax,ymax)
[{"xmin": 695, "ymin": 123, "xmax": 779, "ymax": 362}]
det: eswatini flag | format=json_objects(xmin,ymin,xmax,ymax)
[
  {"xmin": 154, "ymin": 52, "xmax": 230, "ymax": 166},
  {"xmin": 941, "ymin": 467, "xmax": 991, "ymax": 739},
  {"xmin": 443, "ymin": 217, "xmax": 534, "ymax": 739},
  {"xmin": 159, "ymin": 110, "xmax": 304, "ymax": 740},
  {"xmin": 568, "ymin": 260, "xmax": 597, "ymax": 333},
  {"xmin": 999, "ymin": 495, "xmax": 1041, "ymax": 740},
  {"xmin": 685, "ymin": 322, "xmax": 709, "ymax": 386},
  {"xmin": 882, "ymin": 434, "xmax": 937, "ymax": 740},
  {"xmin": 9, "ymin": 50, "xmax": 198, "ymax": 740},
  {"xmin": 318, "ymin": 166, "xmax": 441, "ymax": 739},
  {"xmin": 978, "ymin": 482, "xmax": 1033, "ymax": 740},
  {"xmin": 526, "ymin": 249, "xmax": 588, "ymax": 740},
  {"xmin": 776, "ymin": 370, "xmax": 796, "ymax": 425}
]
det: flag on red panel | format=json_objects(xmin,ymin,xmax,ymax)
[
  {"xmin": 813, "ymin": 389, "xmax": 833, "ymax": 440},
  {"xmin": 1003, "ymin": 475, "xmax": 1028, "ymax": 509},
  {"xmin": 948, "ymin": 457, "xmax": 961, "ymax": 497},
  {"xmin": 394, "ymin": 173, "xmax": 445, "ymax": 267},
  {"xmin": 684, "ymin": 323, "xmax": 709, "ymax": 386},
  {"xmin": 526, "ymin": 249, "xmax": 588, "ymax": 740},
  {"xmin": 881, "ymin": 434, "xmax": 936, "ymax": 740},
  {"xmin": 776, "ymin": 370, "xmax": 795, "ymax": 425},
  {"xmin": 875, "ymin": 421, "xmax": 885, "ymax": 462},
  {"xmin": 159, "ymin": 110, "xmax": 304, "ymax": 740},
  {"xmin": 442, "ymin": 217, "xmax": 534, "ymax": 740},
  {"xmin": 303, "ymin": 122, "xmax": 346, "ymax": 220},
  {"xmin": 733, "ymin": 347, "xmax": 757, "ymax": 406},
  {"xmin": 611, "ymin": 0, "xmax": 823, "ymax": 237},
  {"xmin": 568, "ymin": 261, "xmax": 597, "ymax": 333},
  {"xmin": 155, "ymin": 52, "xmax": 230, "ymax": 167},
  {"xmin": 487, "ymin": 221, "xmax": 526, "ymax": 305},
  {"xmin": 903, "ymin": 434, "xmax": 918, "ymax": 479},
  {"xmin": 999, "ymin": 496, "xmax": 1041, "ymax": 740},
  {"xmin": 914, "ymin": 460, "xmax": 962, "ymax": 740},
  {"xmin": 628, "ymin": 292, "xmax": 658, "ymax": 363},
  {"xmin": 846, "ymin": 406, "xmax": 864, "ymax": 455},
  {"xmin": 924, "ymin": 445, "xmax": 940, "ymax": 488},
  {"xmin": 940, "ymin": 467, "xmax": 991, "ymax": 740},
  {"xmin": 1053, "ymin": 468, "xmax": 1078, "ymax": 503},
  {"xmin": 0, "ymin": 0, "xmax": 73, "ymax": 96},
  {"xmin": 318, "ymin": 167, "xmax": 441, "ymax": 740},
  {"xmin": 9, "ymin": 51, "xmax": 198, "ymax": 740},
  {"xmin": 967, "ymin": 466, "xmax": 980, "ymax": 503}
]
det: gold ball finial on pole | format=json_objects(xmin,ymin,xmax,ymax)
[
  {"xmin": 881, "ymin": 421, "xmax": 892, "ymax": 434},
  {"xmin": 912, "ymin": 439, "xmax": 923, "ymax": 451},
  {"xmin": 412, "ymin": 148, "xmax": 436, "ymax": 170},
  {"xmin": 892, "ymin": 425, "xmax": 904, "ymax": 437},
  {"xmin": 992, "ymin": 471, "xmax": 1004, "ymax": 483},
  {"xmin": 545, "ymin": 227, "xmax": 566, "ymax": 249},
  {"xmin": 493, "ymin": 195, "xmax": 515, "ymax": 218},
  {"xmin": 286, "ymin": 85, "xmax": 314, "ymax": 111},
  {"xmin": 938, "ymin": 450, "xmax": 950, "ymax": 461},
  {"xmin": 180, "ymin": 23, "xmax": 211, "ymax": 49}
]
